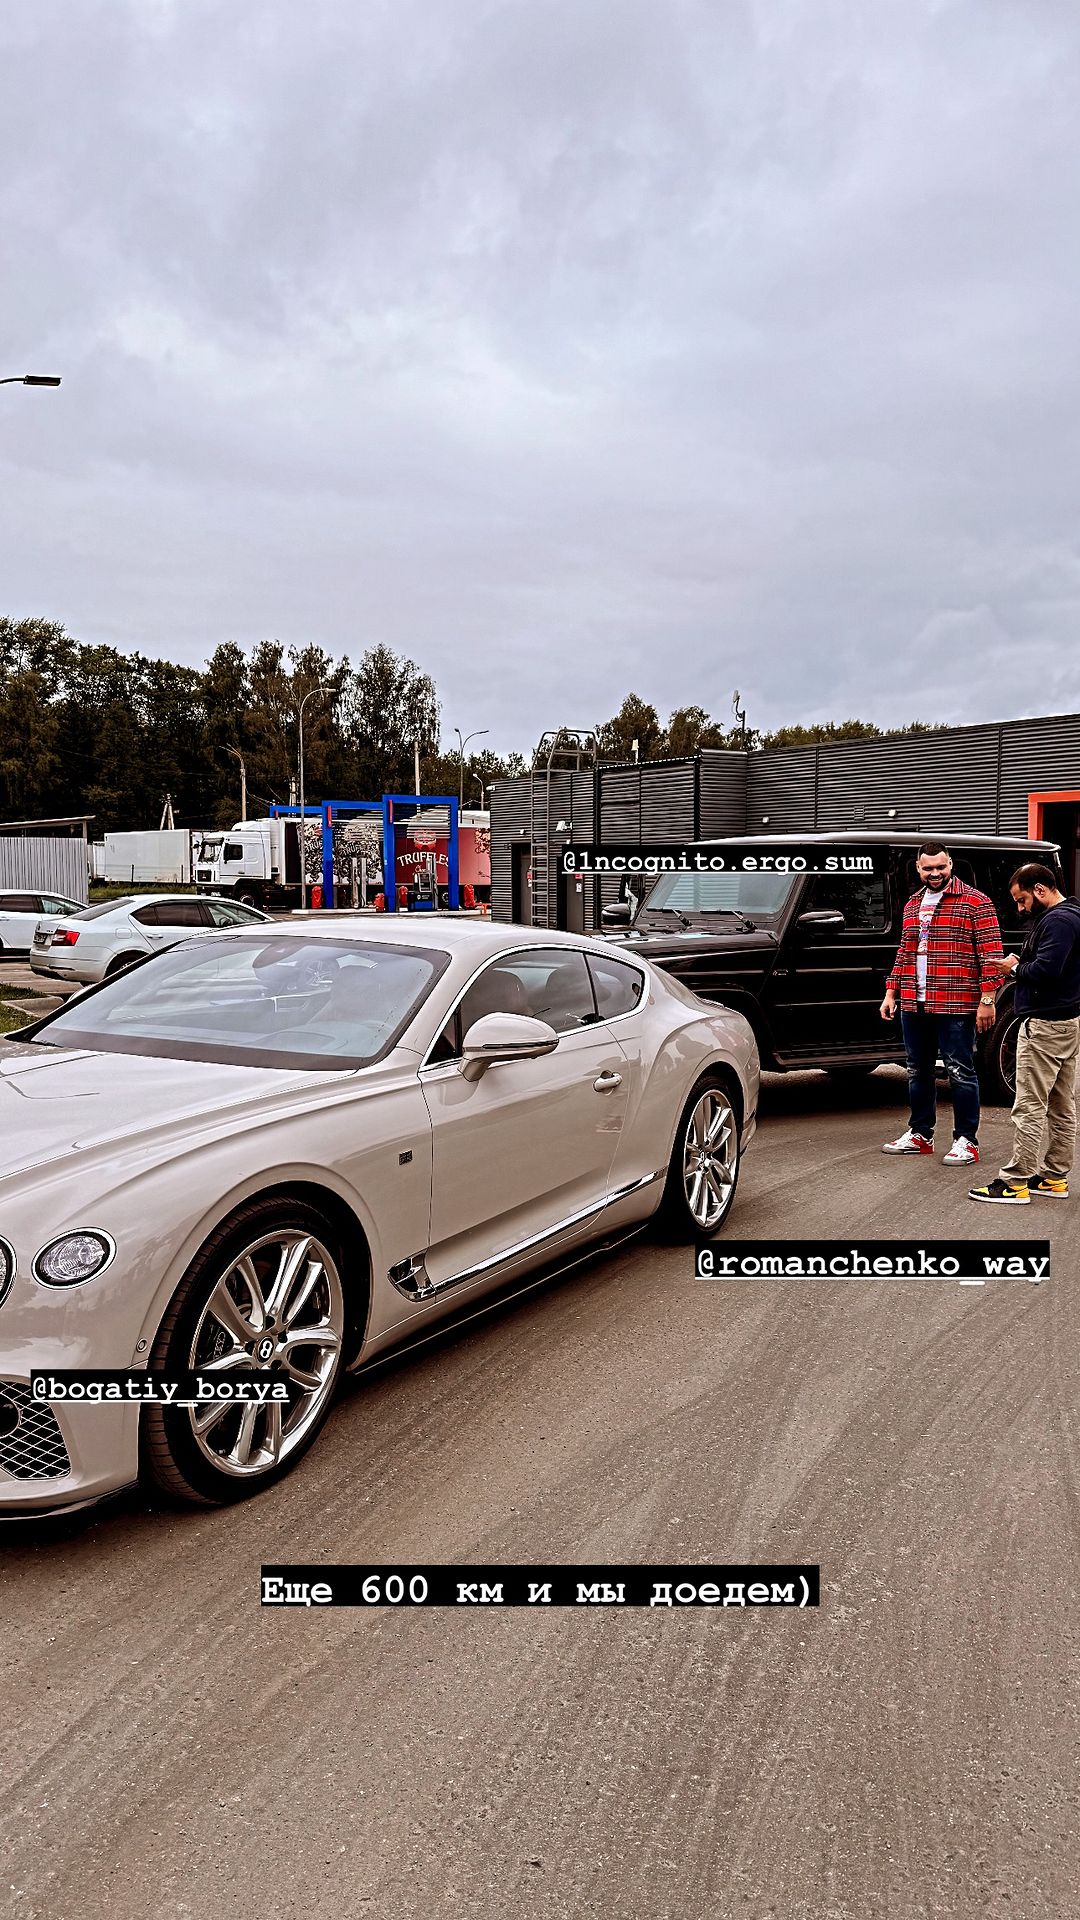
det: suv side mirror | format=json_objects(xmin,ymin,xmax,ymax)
[
  {"xmin": 796, "ymin": 909, "xmax": 845, "ymax": 937},
  {"xmin": 460, "ymin": 1012, "xmax": 560, "ymax": 1081},
  {"xmin": 601, "ymin": 901, "xmax": 632, "ymax": 927}
]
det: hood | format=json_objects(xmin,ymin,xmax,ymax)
[
  {"xmin": 613, "ymin": 924, "xmax": 777, "ymax": 957},
  {"xmin": 0, "ymin": 1041, "xmax": 335, "ymax": 1181}
]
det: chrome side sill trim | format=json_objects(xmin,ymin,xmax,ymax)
[{"xmin": 387, "ymin": 1169, "xmax": 662, "ymax": 1302}]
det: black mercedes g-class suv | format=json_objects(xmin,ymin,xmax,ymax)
[{"xmin": 601, "ymin": 831, "xmax": 1065, "ymax": 1102}]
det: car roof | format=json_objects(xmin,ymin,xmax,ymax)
[{"xmin": 214, "ymin": 914, "xmax": 621, "ymax": 956}]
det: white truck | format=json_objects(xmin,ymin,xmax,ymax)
[
  {"xmin": 193, "ymin": 816, "xmax": 384, "ymax": 909},
  {"xmin": 193, "ymin": 818, "xmax": 316, "ymax": 908}
]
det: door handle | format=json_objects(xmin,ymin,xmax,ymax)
[{"xmin": 593, "ymin": 1070, "xmax": 623, "ymax": 1091}]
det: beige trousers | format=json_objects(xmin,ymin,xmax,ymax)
[{"xmin": 1000, "ymin": 1016, "xmax": 1080, "ymax": 1182}]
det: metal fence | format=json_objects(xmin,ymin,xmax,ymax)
[{"xmin": 0, "ymin": 836, "xmax": 88, "ymax": 903}]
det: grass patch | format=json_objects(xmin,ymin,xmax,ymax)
[
  {"xmin": 0, "ymin": 984, "xmax": 50, "ymax": 999},
  {"xmin": 0, "ymin": 1004, "xmax": 30, "ymax": 1034},
  {"xmin": 89, "ymin": 881, "xmax": 195, "ymax": 902}
]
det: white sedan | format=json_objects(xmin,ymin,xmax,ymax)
[
  {"xmin": 0, "ymin": 918, "xmax": 758, "ymax": 1515},
  {"xmin": 0, "ymin": 889, "xmax": 86, "ymax": 955},
  {"xmin": 29, "ymin": 892, "xmax": 271, "ymax": 983}
]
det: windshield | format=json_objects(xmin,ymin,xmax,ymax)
[
  {"xmin": 195, "ymin": 836, "xmax": 224, "ymax": 860},
  {"xmin": 639, "ymin": 869, "xmax": 796, "ymax": 919},
  {"xmin": 22, "ymin": 934, "xmax": 451, "ymax": 1070}
]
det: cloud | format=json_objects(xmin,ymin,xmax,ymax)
[{"xmin": 2, "ymin": 0, "xmax": 1078, "ymax": 753}]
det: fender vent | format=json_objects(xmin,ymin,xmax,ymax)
[{"xmin": 0, "ymin": 1382, "xmax": 72, "ymax": 1479}]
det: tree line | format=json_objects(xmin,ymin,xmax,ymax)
[{"xmin": 0, "ymin": 616, "xmax": 935, "ymax": 835}]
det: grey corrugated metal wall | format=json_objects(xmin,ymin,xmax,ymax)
[
  {"xmin": 0, "ymin": 837, "xmax": 88, "ymax": 902},
  {"xmin": 999, "ymin": 714, "xmax": 1080, "ymax": 832},
  {"xmin": 699, "ymin": 751, "xmax": 749, "ymax": 836},
  {"xmin": 491, "ymin": 712, "xmax": 1080, "ymax": 924}
]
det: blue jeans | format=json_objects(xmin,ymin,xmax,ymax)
[{"xmin": 900, "ymin": 1009, "xmax": 980, "ymax": 1143}]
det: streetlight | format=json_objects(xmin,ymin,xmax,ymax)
[
  {"xmin": 297, "ymin": 684, "xmax": 333, "ymax": 911},
  {"xmin": 472, "ymin": 774, "xmax": 487, "ymax": 808},
  {"xmin": 0, "ymin": 374, "xmax": 62, "ymax": 387},
  {"xmin": 454, "ymin": 727, "xmax": 489, "ymax": 806}
]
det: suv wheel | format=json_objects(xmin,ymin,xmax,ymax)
[{"xmin": 978, "ymin": 993, "xmax": 1021, "ymax": 1105}]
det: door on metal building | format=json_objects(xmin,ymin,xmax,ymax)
[
  {"xmin": 1037, "ymin": 801, "xmax": 1080, "ymax": 896},
  {"xmin": 511, "ymin": 844, "xmax": 533, "ymax": 924},
  {"xmin": 557, "ymin": 863, "xmax": 585, "ymax": 932}
]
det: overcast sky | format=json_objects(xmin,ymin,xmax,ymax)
[{"xmin": 2, "ymin": 0, "xmax": 1079, "ymax": 756}]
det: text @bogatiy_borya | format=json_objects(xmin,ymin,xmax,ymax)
[
  {"xmin": 31, "ymin": 1370, "xmax": 291, "ymax": 1405},
  {"xmin": 695, "ymin": 1241, "xmax": 1051, "ymax": 1282}
]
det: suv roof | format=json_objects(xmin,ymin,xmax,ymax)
[{"xmin": 694, "ymin": 831, "xmax": 1060, "ymax": 850}]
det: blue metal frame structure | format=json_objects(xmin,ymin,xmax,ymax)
[
  {"xmin": 269, "ymin": 795, "xmax": 460, "ymax": 910},
  {"xmin": 382, "ymin": 795, "xmax": 460, "ymax": 912}
]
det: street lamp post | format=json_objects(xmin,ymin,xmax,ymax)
[
  {"xmin": 0, "ymin": 374, "xmax": 62, "ymax": 387},
  {"xmin": 298, "ymin": 685, "xmax": 333, "ymax": 910},
  {"xmin": 454, "ymin": 727, "xmax": 489, "ymax": 807}
]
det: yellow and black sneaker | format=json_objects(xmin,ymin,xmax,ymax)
[
  {"xmin": 1027, "ymin": 1174, "xmax": 1069, "ymax": 1198},
  {"xmin": 968, "ymin": 1178, "xmax": 1030, "ymax": 1205}
]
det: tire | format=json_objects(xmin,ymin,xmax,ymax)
[
  {"xmin": 141, "ymin": 1198, "xmax": 347, "ymax": 1506},
  {"xmin": 236, "ymin": 890, "xmax": 260, "ymax": 909},
  {"xmin": 654, "ymin": 1074, "xmax": 741, "ymax": 1241},
  {"xmin": 978, "ymin": 995, "xmax": 1022, "ymax": 1105},
  {"xmin": 105, "ymin": 952, "xmax": 143, "ymax": 977}
]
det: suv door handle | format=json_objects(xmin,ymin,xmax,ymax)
[{"xmin": 593, "ymin": 1070, "xmax": 623, "ymax": 1091}]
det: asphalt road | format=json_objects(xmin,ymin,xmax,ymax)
[{"xmin": 3, "ymin": 1068, "xmax": 1078, "ymax": 1919}]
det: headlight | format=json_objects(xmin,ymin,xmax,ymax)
[
  {"xmin": 0, "ymin": 1238, "xmax": 15, "ymax": 1308},
  {"xmin": 33, "ymin": 1231, "xmax": 116, "ymax": 1287}
]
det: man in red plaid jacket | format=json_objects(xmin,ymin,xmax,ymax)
[{"xmin": 879, "ymin": 842, "xmax": 1004, "ymax": 1164}]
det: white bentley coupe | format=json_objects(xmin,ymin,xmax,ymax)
[{"xmin": 0, "ymin": 918, "xmax": 758, "ymax": 1515}]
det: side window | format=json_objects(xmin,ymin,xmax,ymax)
[
  {"xmin": 223, "ymin": 842, "xmax": 244, "ymax": 862},
  {"xmin": 205, "ymin": 901, "xmax": 254, "ymax": 926},
  {"xmin": 158, "ymin": 901, "xmax": 212, "ymax": 927},
  {"xmin": 427, "ymin": 1010, "xmax": 462, "ymax": 1064},
  {"xmin": 586, "ymin": 951, "xmax": 646, "ymax": 1017},
  {"xmin": 132, "ymin": 903, "xmax": 163, "ymax": 926},
  {"xmin": 806, "ymin": 873, "xmax": 889, "ymax": 930},
  {"xmin": 504, "ymin": 949, "xmax": 596, "ymax": 1032},
  {"xmin": 2, "ymin": 894, "xmax": 37, "ymax": 914},
  {"xmin": 458, "ymin": 949, "xmax": 596, "ymax": 1040}
]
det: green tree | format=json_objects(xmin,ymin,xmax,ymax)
[
  {"xmin": 596, "ymin": 694, "xmax": 664, "ymax": 763},
  {"xmin": 662, "ymin": 705, "xmax": 730, "ymax": 757},
  {"xmin": 340, "ymin": 644, "xmax": 440, "ymax": 797}
]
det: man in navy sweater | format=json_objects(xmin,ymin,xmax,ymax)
[{"xmin": 969, "ymin": 863, "xmax": 1080, "ymax": 1203}]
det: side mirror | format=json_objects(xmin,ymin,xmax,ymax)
[
  {"xmin": 460, "ymin": 1012, "xmax": 559, "ymax": 1081},
  {"xmin": 796, "ymin": 909, "xmax": 845, "ymax": 936},
  {"xmin": 601, "ymin": 901, "xmax": 632, "ymax": 927}
]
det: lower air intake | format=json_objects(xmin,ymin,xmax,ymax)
[{"xmin": 0, "ymin": 1383, "xmax": 72, "ymax": 1479}]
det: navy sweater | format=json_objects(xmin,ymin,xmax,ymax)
[{"xmin": 1013, "ymin": 896, "xmax": 1080, "ymax": 1019}]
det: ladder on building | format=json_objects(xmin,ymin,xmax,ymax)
[{"xmin": 528, "ymin": 729, "xmax": 596, "ymax": 927}]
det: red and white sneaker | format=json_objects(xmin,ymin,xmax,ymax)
[
  {"xmin": 882, "ymin": 1129, "xmax": 935, "ymax": 1155},
  {"xmin": 943, "ymin": 1137, "xmax": 979, "ymax": 1165}
]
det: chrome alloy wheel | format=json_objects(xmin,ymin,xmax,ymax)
[
  {"xmin": 682, "ymin": 1090, "xmax": 737, "ymax": 1230},
  {"xmin": 187, "ymin": 1230, "xmax": 344, "ymax": 1478}
]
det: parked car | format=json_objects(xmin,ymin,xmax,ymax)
[
  {"xmin": 29, "ymin": 893, "xmax": 271, "ymax": 984},
  {"xmin": 0, "ymin": 918, "xmax": 757, "ymax": 1515},
  {"xmin": 0, "ymin": 889, "xmax": 85, "ymax": 956},
  {"xmin": 601, "ymin": 831, "xmax": 1065, "ymax": 1102}
]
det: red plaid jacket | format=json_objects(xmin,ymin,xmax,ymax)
[{"xmin": 886, "ymin": 877, "xmax": 1004, "ymax": 1012}]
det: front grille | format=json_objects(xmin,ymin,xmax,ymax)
[{"xmin": 0, "ymin": 1382, "xmax": 72, "ymax": 1480}]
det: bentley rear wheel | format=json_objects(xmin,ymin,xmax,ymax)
[{"xmin": 655, "ymin": 1076, "xmax": 741, "ymax": 1240}]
